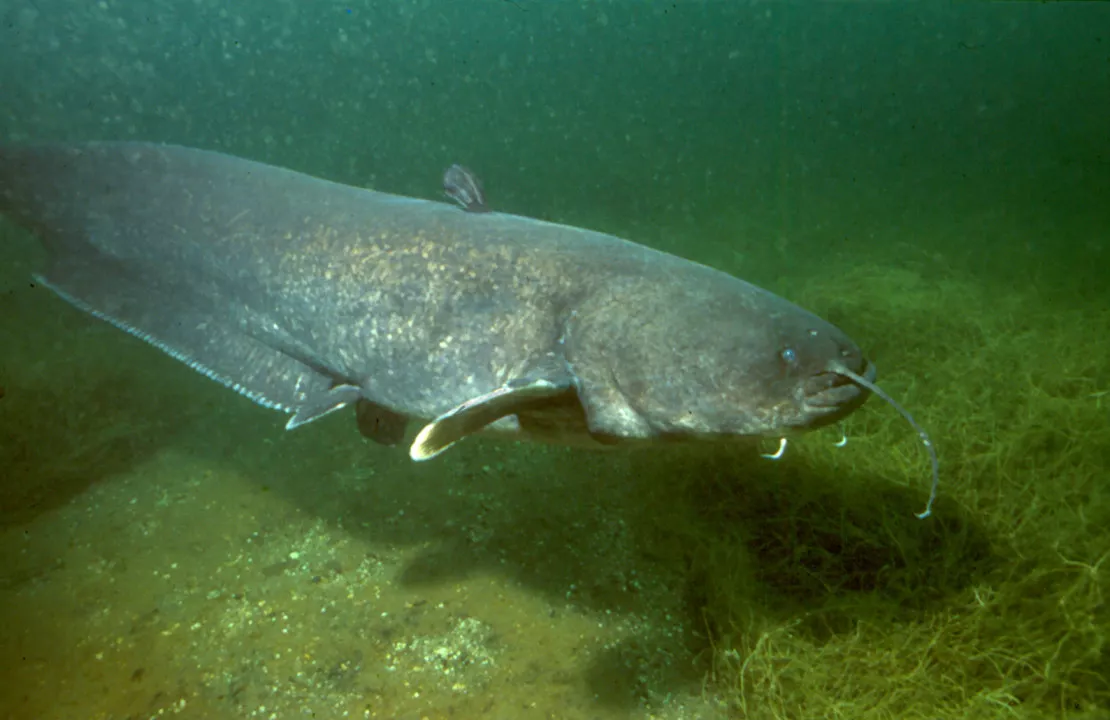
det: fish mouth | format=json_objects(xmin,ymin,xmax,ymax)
[{"xmin": 803, "ymin": 358, "xmax": 877, "ymax": 411}]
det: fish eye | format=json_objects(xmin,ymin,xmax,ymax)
[{"xmin": 780, "ymin": 347, "xmax": 797, "ymax": 365}]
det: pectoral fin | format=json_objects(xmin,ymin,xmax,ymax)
[{"xmin": 410, "ymin": 376, "xmax": 576, "ymax": 461}]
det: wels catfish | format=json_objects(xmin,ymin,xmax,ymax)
[{"xmin": 0, "ymin": 141, "xmax": 938, "ymax": 517}]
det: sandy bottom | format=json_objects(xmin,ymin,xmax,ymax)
[{"xmin": 0, "ymin": 242, "xmax": 709, "ymax": 720}]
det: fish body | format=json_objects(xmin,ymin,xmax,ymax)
[{"xmin": 0, "ymin": 141, "xmax": 876, "ymax": 461}]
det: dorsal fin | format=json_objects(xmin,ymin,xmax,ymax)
[{"xmin": 442, "ymin": 164, "xmax": 490, "ymax": 213}]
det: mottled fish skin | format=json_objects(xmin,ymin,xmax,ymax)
[
  {"xmin": 0, "ymin": 141, "xmax": 875, "ymax": 456},
  {"xmin": 443, "ymin": 164, "xmax": 489, "ymax": 213}
]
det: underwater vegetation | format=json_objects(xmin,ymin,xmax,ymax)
[
  {"xmin": 623, "ymin": 262, "xmax": 1110, "ymax": 719},
  {"xmin": 1, "ymin": 226, "xmax": 1106, "ymax": 719}
]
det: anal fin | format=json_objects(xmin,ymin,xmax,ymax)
[{"xmin": 35, "ymin": 255, "xmax": 346, "ymax": 425}]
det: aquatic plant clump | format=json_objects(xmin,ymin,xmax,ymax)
[{"xmin": 644, "ymin": 262, "xmax": 1110, "ymax": 719}]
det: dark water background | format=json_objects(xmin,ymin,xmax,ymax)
[{"xmin": 3, "ymin": 0, "xmax": 1107, "ymax": 293}]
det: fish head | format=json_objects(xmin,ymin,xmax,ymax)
[
  {"xmin": 568, "ymin": 270, "xmax": 874, "ymax": 443},
  {"xmin": 566, "ymin": 260, "xmax": 938, "ymax": 520}
]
